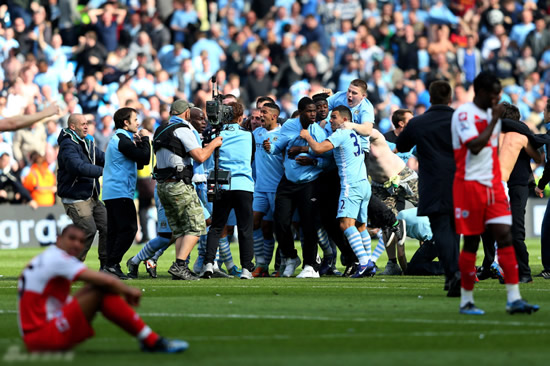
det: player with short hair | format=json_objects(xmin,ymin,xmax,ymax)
[
  {"xmin": 17, "ymin": 225, "xmax": 187, "ymax": 352},
  {"xmin": 451, "ymin": 72, "xmax": 539, "ymax": 315},
  {"xmin": 300, "ymin": 105, "xmax": 374, "ymax": 278},
  {"xmin": 251, "ymin": 102, "xmax": 283, "ymax": 277}
]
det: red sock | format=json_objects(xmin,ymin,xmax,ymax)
[
  {"xmin": 459, "ymin": 250, "xmax": 476, "ymax": 291},
  {"xmin": 498, "ymin": 245, "xmax": 519, "ymax": 285},
  {"xmin": 100, "ymin": 294, "xmax": 159, "ymax": 347}
]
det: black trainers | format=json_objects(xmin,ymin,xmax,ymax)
[
  {"xmin": 144, "ymin": 259, "xmax": 158, "ymax": 278},
  {"xmin": 342, "ymin": 262, "xmax": 358, "ymax": 277},
  {"xmin": 127, "ymin": 257, "xmax": 139, "ymax": 279},
  {"xmin": 212, "ymin": 268, "xmax": 234, "ymax": 278},
  {"xmin": 168, "ymin": 262, "xmax": 200, "ymax": 281},
  {"xmin": 102, "ymin": 264, "xmax": 129, "ymax": 280},
  {"xmin": 535, "ymin": 270, "xmax": 550, "ymax": 279},
  {"xmin": 141, "ymin": 337, "xmax": 189, "ymax": 353}
]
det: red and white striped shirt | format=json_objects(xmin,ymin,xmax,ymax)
[
  {"xmin": 451, "ymin": 102, "xmax": 502, "ymax": 187},
  {"xmin": 17, "ymin": 246, "xmax": 86, "ymax": 335}
]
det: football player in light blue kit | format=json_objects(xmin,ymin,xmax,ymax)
[
  {"xmin": 326, "ymin": 79, "xmax": 375, "ymax": 150},
  {"xmin": 251, "ymin": 102, "xmax": 284, "ymax": 277},
  {"xmin": 300, "ymin": 105, "xmax": 375, "ymax": 278}
]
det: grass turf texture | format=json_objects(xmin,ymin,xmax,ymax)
[{"xmin": 0, "ymin": 239, "xmax": 549, "ymax": 365}]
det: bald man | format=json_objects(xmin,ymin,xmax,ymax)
[{"xmin": 57, "ymin": 113, "xmax": 108, "ymax": 267}]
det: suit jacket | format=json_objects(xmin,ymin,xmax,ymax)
[{"xmin": 396, "ymin": 105, "xmax": 455, "ymax": 216}]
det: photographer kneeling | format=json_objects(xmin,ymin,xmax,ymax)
[{"xmin": 203, "ymin": 101, "xmax": 255, "ymax": 279}]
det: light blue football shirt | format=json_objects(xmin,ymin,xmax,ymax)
[
  {"xmin": 327, "ymin": 91, "xmax": 375, "ymax": 152},
  {"xmin": 253, "ymin": 125, "xmax": 284, "ymax": 193},
  {"xmin": 327, "ymin": 128, "xmax": 368, "ymax": 187}
]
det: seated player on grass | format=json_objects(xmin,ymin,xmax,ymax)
[{"xmin": 17, "ymin": 224, "xmax": 188, "ymax": 353}]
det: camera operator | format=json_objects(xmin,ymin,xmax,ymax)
[
  {"xmin": 202, "ymin": 101, "xmax": 256, "ymax": 280},
  {"xmin": 154, "ymin": 99, "xmax": 222, "ymax": 280}
]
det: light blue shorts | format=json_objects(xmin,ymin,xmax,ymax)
[
  {"xmin": 226, "ymin": 209, "xmax": 236, "ymax": 226},
  {"xmin": 336, "ymin": 181, "xmax": 371, "ymax": 223},
  {"xmin": 397, "ymin": 207, "xmax": 432, "ymax": 241},
  {"xmin": 253, "ymin": 191, "xmax": 276, "ymax": 221},
  {"xmin": 155, "ymin": 189, "xmax": 171, "ymax": 234}
]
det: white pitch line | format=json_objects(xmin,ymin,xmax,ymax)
[
  {"xmin": 86, "ymin": 328, "xmax": 550, "ymax": 343},
  {"xmin": 140, "ymin": 312, "xmax": 550, "ymax": 328},
  {"xmin": 1, "ymin": 308, "xmax": 548, "ymax": 328}
]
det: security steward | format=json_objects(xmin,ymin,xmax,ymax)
[{"xmin": 153, "ymin": 99, "xmax": 222, "ymax": 280}]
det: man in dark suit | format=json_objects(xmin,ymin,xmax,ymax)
[{"xmin": 396, "ymin": 80, "xmax": 460, "ymax": 297}]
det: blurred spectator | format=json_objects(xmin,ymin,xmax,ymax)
[
  {"xmin": 525, "ymin": 14, "xmax": 550, "ymax": 61},
  {"xmin": 0, "ymin": 151, "xmax": 35, "ymax": 208},
  {"xmin": 88, "ymin": 2, "xmax": 127, "ymax": 52},
  {"xmin": 12, "ymin": 116, "xmax": 47, "ymax": 167},
  {"xmin": 510, "ymin": 8, "xmax": 535, "ymax": 49},
  {"xmin": 148, "ymin": 13, "xmax": 171, "ymax": 52},
  {"xmin": 158, "ymin": 43, "xmax": 191, "ymax": 76},
  {"xmin": 22, "ymin": 150, "xmax": 56, "ymax": 207},
  {"xmin": 170, "ymin": 0, "xmax": 199, "ymax": 48},
  {"xmin": 94, "ymin": 115, "xmax": 114, "ymax": 152},
  {"xmin": 75, "ymin": 31, "xmax": 108, "ymax": 76},
  {"xmin": 191, "ymin": 31, "xmax": 226, "ymax": 75},
  {"xmin": 457, "ymin": 34, "xmax": 482, "ymax": 87}
]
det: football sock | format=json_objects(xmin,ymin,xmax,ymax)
[
  {"xmin": 459, "ymin": 250, "xmax": 477, "ymax": 291},
  {"xmin": 151, "ymin": 248, "xmax": 164, "ymax": 262},
  {"xmin": 100, "ymin": 294, "xmax": 159, "ymax": 348},
  {"xmin": 253, "ymin": 229, "xmax": 265, "ymax": 265},
  {"xmin": 498, "ymin": 245, "xmax": 519, "ymax": 284},
  {"xmin": 134, "ymin": 236, "xmax": 171, "ymax": 264},
  {"xmin": 371, "ymin": 231, "xmax": 385, "ymax": 262},
  {"xmin": 198, "ymin": 234, "xmax": 207, "ymax": 256},
  {"xmin": 360, "ymin": 230, "xmax": 371, "ymax": 262},
  {"xmin": 460, "ymin": 289, "xmax": 474, "ymax": 308},
  {"xmin": 263, "ymin": 237, "xmax": 276, "ymax": 266},
  {"xmin": 344, "ymin": 227, "xmax": 368, "ymax": 266},
  {"xmin": 219, "ymin": 236, "xmax": 235, "ymax": 270},
  {"xmin": 506, "ymin": 284, "xmax": 521, "ymax": 303},
  {"xmin": 317, "ymin": 228, "xmax": 333, "ymax": 256}
]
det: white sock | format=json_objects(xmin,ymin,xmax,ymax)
[
  {"xmin": 460, "ymin": 288, "xmax": 474, "ymax": 307},
  {"xmin": 506, "ymin": 284, "xmax": 521, "ymax": 303}
]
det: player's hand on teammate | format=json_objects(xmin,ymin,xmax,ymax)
[
  {"xmin": 299, "ymin": 129, "xmax": 311, "ymax": 140},
  {"xmin": 535, "ymin": 186, "xmax": 544, "ymax": 198},
  {"xmin": 340, "ymin": 122, "xmax": 353, "ymax": 130},
  {"xmin": 288, "ymin": 146, "xmax": 307, "ymax": 158},
  {"xmin": 263, "ymin": 138, "xmax": 271, "ymax": 152},
  {"xmin": 295, "ymin": 156, "xmax": 315, "ymax": 166}
]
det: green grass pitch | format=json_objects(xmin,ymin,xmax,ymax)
[{"xmin": 1, "ymin": 239, "xmax": 549, "ymax": 365}]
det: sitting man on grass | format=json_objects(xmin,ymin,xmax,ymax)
[{"xmin": 17, "ymin": 224, "xmax": 187, "ymax": 353}]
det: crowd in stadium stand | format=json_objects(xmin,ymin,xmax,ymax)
[{"xmin": 1, "ymin": 0, "xmax": 550, "ymax": 210}]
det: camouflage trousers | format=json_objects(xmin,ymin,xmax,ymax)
[
  {"xmin": 371, "ymin": 166, "xmax": 419, "ymax": 215},
  {"xmin": 156, "ymin": 181, "xmax": 206, "ymax": 238}
]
